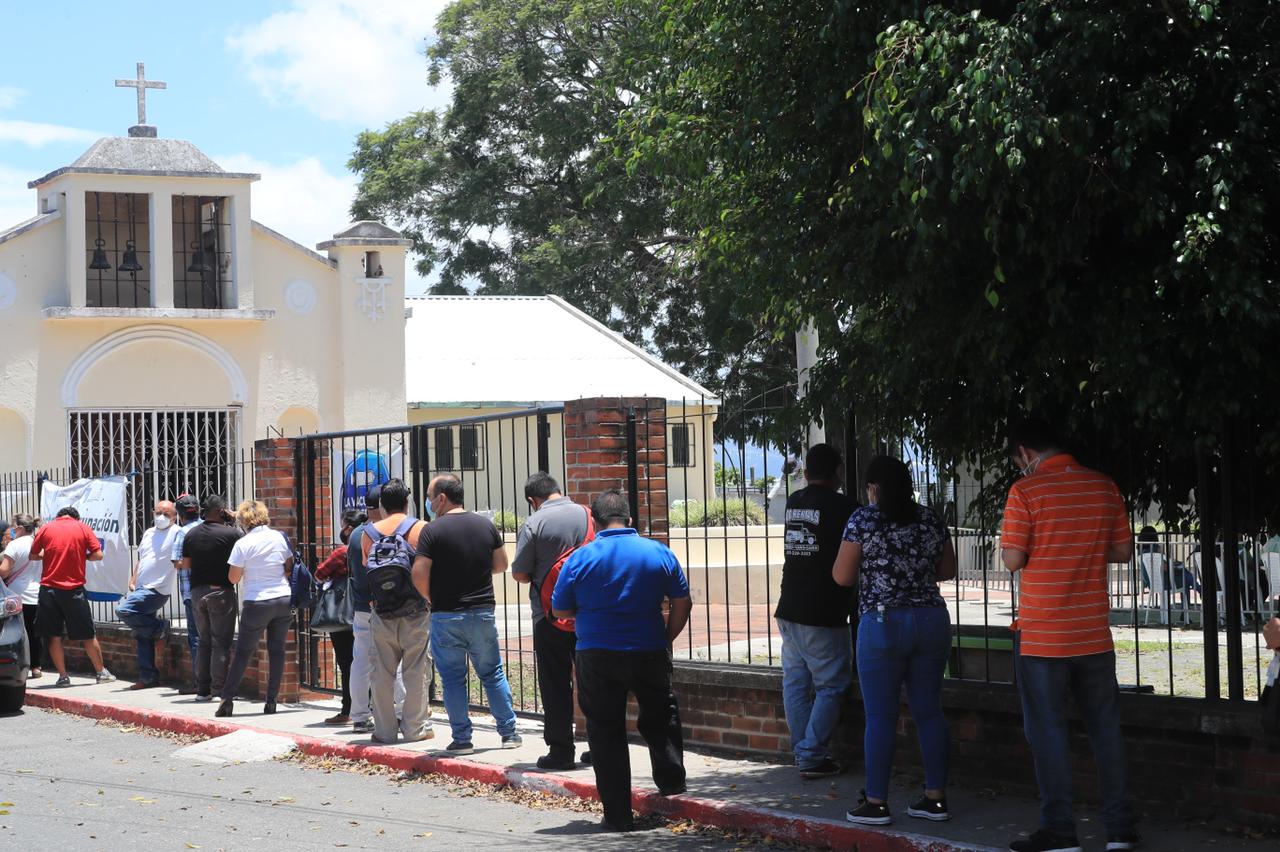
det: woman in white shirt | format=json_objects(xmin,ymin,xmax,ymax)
[
  {"xmin": 217, "ymin": 501, "xmax": 294, "ymax": 717},
  {"xmin": 0, "ymin": 515, "xmax": 44, "ymax": 678}
]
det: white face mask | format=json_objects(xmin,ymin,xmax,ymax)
[{"xmin": 154, "ymin": 515, "xmax": 172, "ymax": 530}]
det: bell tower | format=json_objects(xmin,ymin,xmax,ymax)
[{"xmin": 317, "ymin": 222, "xmax": 411, "ymax": 429}]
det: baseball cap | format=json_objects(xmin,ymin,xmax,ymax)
[
  {"xmin": 364, "ymin": 485, "xmax": 382, "ymax": 509},
  {"xmin": 175, "ymin": 494, "xmax": 200, "ymax": 516}
]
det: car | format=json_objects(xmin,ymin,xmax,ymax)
[{"xmin": 0, "ymin": 576, "xmax": 28, "ymax": 712}]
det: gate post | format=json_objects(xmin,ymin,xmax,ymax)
[
  {"xmin": 251, "ymin": 436, "xmax": 303, "ymax": 702},
  {"xmin": 563, "ymin": 397, "xmax": 668, "ymax": 543}
]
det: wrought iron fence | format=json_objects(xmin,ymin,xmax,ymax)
[
  {"xmin": 293, "ymin": 407, "xmax": 565, "ymax": 713},
  {"xmin": 0, "ymin": 448, "xmax": 257, "ymax": 633}
]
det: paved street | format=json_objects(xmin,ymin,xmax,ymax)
[{"xmin": 0, "ymin": 709, "xmax": 755, "ymax": 852}]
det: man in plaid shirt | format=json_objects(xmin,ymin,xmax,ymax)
[{"xmin": 170, "ymin": 495, "xmax": 203, "ymax": 695}]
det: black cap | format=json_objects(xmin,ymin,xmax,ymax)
[
  {"xmin": 175, "ymin": 494, "xmax": 200, "ymax": 517},
  {"xmin": 364, "ymin": 485, "xmax": 382, "ymax": 509}
]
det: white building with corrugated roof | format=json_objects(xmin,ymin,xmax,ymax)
[{"xmin": 404, "ymin": 295, "xmax": 720, "ymax": 503}]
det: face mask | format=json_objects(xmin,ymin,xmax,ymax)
[
  {"xmin": 425, "ymin": 498, "xmax": 436, "ymax": 521},
  {"xmin": 154, "ymin": 515, "xmax": 172, "ymax": 530}
]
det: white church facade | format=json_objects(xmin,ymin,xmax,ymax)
[{"xmin": 0, "ymin": 67, "xmax": 408, "ymax": 485}]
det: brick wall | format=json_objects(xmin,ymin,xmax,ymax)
[
  {"xmin": 64, "ymin": 621, "xmax": 301, "ymax": 702},
  {"xmin": 254, "ymin": 438, "xmax": 301, "ymax": 541},
  {"xmin": 666, "ymin": 661, "xmax": 1280, "ymax": 831},
  {"xmin": 563, "ymin": 397, "xmax": 668, "ymax": 543}
]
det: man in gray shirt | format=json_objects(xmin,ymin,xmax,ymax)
[{"xmin": 512, "ymin": 472, "xmax": 590, "ymax": 770}]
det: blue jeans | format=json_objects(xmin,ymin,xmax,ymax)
[
  {"xmin": 1015, "ymin": 641, "xmax": 1135, "ymax": 838},
  {"xmin": 856, "ymin": 606, "xmax": 951, "ymax": 800},
  {"xmin": 117, "ymin": 588, "xmax": 170, "ymax": 683},
  {"xmin": 184, "ymin": 597, "xmax": 199, "ymax": 658},
  {"xmin": 429, "ymin": 607, "xmax": 517, "ymax": 743},
  {"xmin": 776, "ymin": 618, "xmax": 852, "ymax": 768}
]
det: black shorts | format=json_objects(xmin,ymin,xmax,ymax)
[{"xmin": 38, "ymin": 586, "xmax": 96, "ymax": 641}]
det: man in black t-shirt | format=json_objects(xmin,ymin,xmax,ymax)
[
  {"xmin": 412, "ymin": 474, "xmax": 520, "ymax": 753},
  {"xmin": 774, "ymin": 444, "xmax": 859, "ymax": 779},
  {"xmin": 180, "ymin": 496, "xmax": 243, "ymax": 701}
]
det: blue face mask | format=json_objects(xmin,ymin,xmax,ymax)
[{"xmin": 424, "ymin": 497, "xmax": 436, "ymax": 520}]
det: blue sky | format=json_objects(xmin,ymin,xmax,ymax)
[{"xmin": 0, "ymin": 0, "xmax": 453, "ymax": 293}]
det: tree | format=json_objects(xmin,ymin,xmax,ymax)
[
  {"xmin": 627, "ymin": 0, "xmax": 1280, "ymax": 520},
  {"xmin": 348, "ymin": 0, "xmax": 795, "ymax": 410}
]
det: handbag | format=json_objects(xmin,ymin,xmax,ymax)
[{"xmin": 309, "ymin": 577, "xmax": 355, "ymax": 634}]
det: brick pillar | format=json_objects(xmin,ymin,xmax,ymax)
[
  {"xmin": 563, "ymin": 396, "xmax": 668, "ymax": 542},
  {"xmin": 254, "ymin": 438, "xmax": 301, "ymax": 541},
  {"xmin": 250, "ymin": 437, "xmax": 305, "ymax": 703}
]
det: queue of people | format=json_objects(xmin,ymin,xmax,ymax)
[
  {"xmin": 774, "ymin": 422, "xmax": 1140, "ymax": 852},
  {"xmin": 4, "ymin": 416, "xmax": 1180, "ymax": 848}
]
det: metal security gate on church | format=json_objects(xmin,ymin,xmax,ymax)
[{"xmin": 293, "ymin": 408, "xmax": 563, "ymax": 716}]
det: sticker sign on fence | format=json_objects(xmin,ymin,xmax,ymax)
[
  {"xmin": 39, "ymin": 476, "xmax": 132, "ymax": 601},
  {"xmin": 330, "ymin": 443, "xmax": 404, "ymax": 540}
]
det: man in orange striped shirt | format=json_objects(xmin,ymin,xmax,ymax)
[{"xmin": 1001, "ymin": 418, "xmax": 1139, "ymax": 852}]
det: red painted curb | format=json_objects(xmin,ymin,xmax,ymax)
[{"xmin": 26, "ymin": 691, "xmax": 993, "ymax": 852}]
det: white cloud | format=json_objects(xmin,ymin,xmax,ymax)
[
  {"xmin": 0, "ymin": 119, "xmax": 100, "ymax": 148},
  {"xmin": 227, "ymin": 0, "xmax": 453, "ymax": 126},
  {"xmin": 0, "ymin": 87, "xmax": 24, "ymax": 111},
  {"xmin": 216, "ymin": 152, "xmax": 431, "ymax": 294}
]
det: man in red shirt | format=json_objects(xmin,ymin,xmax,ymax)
[{"xmin": 31, "ymin": 507, "xmax": 115, "ymax": 686}]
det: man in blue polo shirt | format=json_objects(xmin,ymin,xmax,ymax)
[{"xmin": 551, "ymin": 490, "xmax": 693, "ymax": 832}]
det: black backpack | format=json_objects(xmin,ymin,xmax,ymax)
[{"xmin": 364, "ymin": 517, "xmax": 425, "ymax": 619}]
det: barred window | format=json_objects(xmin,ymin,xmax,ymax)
[
  {"xmin": 460, "ymin": 425, "xmax": 483, "ymax": 471},
  {"xmin": 434, "ymin": 427, "xmax": 454, "ymax": 470},
  {"xmin": 670, "ymin": 423, "xmax": 695, "ymax": 468}
]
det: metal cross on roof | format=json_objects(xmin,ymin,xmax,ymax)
[{"xmin": 114, "ymin": 62, "xmax": 166, "ymax": 126}]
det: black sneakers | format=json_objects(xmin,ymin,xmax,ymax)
[
  {"xmin": 799, "ymin": 758, "xmax": 844, "ymax": 780},
  {"xmin": 906, "ymin": 794, "xmax": 951, "ymax": 822},
  {"xmin": 845, "ymin": 791, "xmax": 892, "ymax": 825},
  {"xmin": 1008, "ymin": 829, "xmax": 1083, "ymax": 852},
  {"xmin": 1106, "ymin": 834, "xmax": 1143, "ymax": 851}
]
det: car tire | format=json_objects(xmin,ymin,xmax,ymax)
[{"xmin": 0, "ymin": 683, "xmax": 25, "ymax": 712}]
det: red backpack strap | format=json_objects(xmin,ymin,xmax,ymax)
[{"xmin": 582, "ymin": 506, "xmax": 595, "ymax": 544}]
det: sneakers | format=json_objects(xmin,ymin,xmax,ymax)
[
  {"xmin": 27, "ymin": 668, "xmax": 41, "ymax": 679},
  {"xmin": 444, "ymin": 741, "xmax": 474, "ymax": 755},
  {"xmin": 799, "ymin": 758, "xmax": 844, "ymax": 780},
  {"xmin": 193, "ymin": 693, "xmax": 214, "ymax": 703},
  {"xmin": 906, "ymin": 794, "xmax": 951, "ymax": 822},
  {"xmin": 352, "ymin": 719, "xmax": 374, "ymax": 733},
  {"xmin": 1106, "ymin": 834, "xmax": 1143, "ymax": 851},
  {"xmin": 95, "ymin": 669, "xmax": 116, "ymax": 684},
  {"xmin": 500, "ymin": 733, "xmax": 523, "ymax": 749},
  {"xmin": 846, "ymin": 791, "xmax": 892, "ymax": 826},
  {"xmin": 403, "ymin": 726, "xmax": 436, "ymax": 743},
  {"xmin": 1009, "ymin": 829, "xmax": 1083, "ymax": 852},
  {"xmin": 54, "ymin": 675, "xmax": 71, "ymax": 687}
]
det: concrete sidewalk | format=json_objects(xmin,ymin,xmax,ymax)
[{"xmin": 21, "ymin": 676, "xmax": 1267, "ymax": 852}]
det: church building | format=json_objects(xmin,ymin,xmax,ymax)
[{"xmin": 0, "ymin": 66, "xmax": 408, "ymax": 492}]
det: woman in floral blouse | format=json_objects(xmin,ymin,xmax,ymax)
[{"xmin": 833, "ymin": 455, "xmax": 956, "ymax": 827}]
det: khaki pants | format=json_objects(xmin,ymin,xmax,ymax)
[{"xmin": 369, "ymin": 609, "xmax": 433, "ymax": 743}]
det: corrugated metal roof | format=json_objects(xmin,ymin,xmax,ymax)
[{"xmin": 405, "ymin": 295, "xmax": 719, "ymax": 406}]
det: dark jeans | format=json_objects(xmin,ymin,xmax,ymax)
[
  {"xmin": 1015, "ymin": 641, "xmax": 1136, "ymax": 838},
  {"xmin": 576, "ymin": 648, "xmax": 685, "ymax": 825},
  {"xmin": 221, "ymin": 596, "xmax": 292, "ymax": 702},
  {"xmin": 192, "ymin": 585, "xmax": 237, "ymax": 697},
  {"xmin": 534, "ymin": 618, "xmax": 578, "ymax": 760},
  {"xmin": 330, "ymin": 628, "xmax": 355, "ymax": 715},
  {"xmin": 22, "ymin": 604, "xmax": 43, "ymax": 670}
]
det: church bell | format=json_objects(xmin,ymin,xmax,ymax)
[
  {"xmin": 89, "ymin": 238, "xmax": 112, "ymax": 270},
  {"xmin": 119, "ymin": 240, "xmax": 143, "ymax": 273},
  {"xmin": 187, "ymin": 240, "xmax": 212, "ymax": 274}
]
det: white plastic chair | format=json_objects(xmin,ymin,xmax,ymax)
[
  {"xmin": 1139, "ymin": 552, "xmax": 1172, "ymax": 625},
  {"xmin": 1263, "ymin": 553, "xmax": 1280, "ymax": 616}
]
